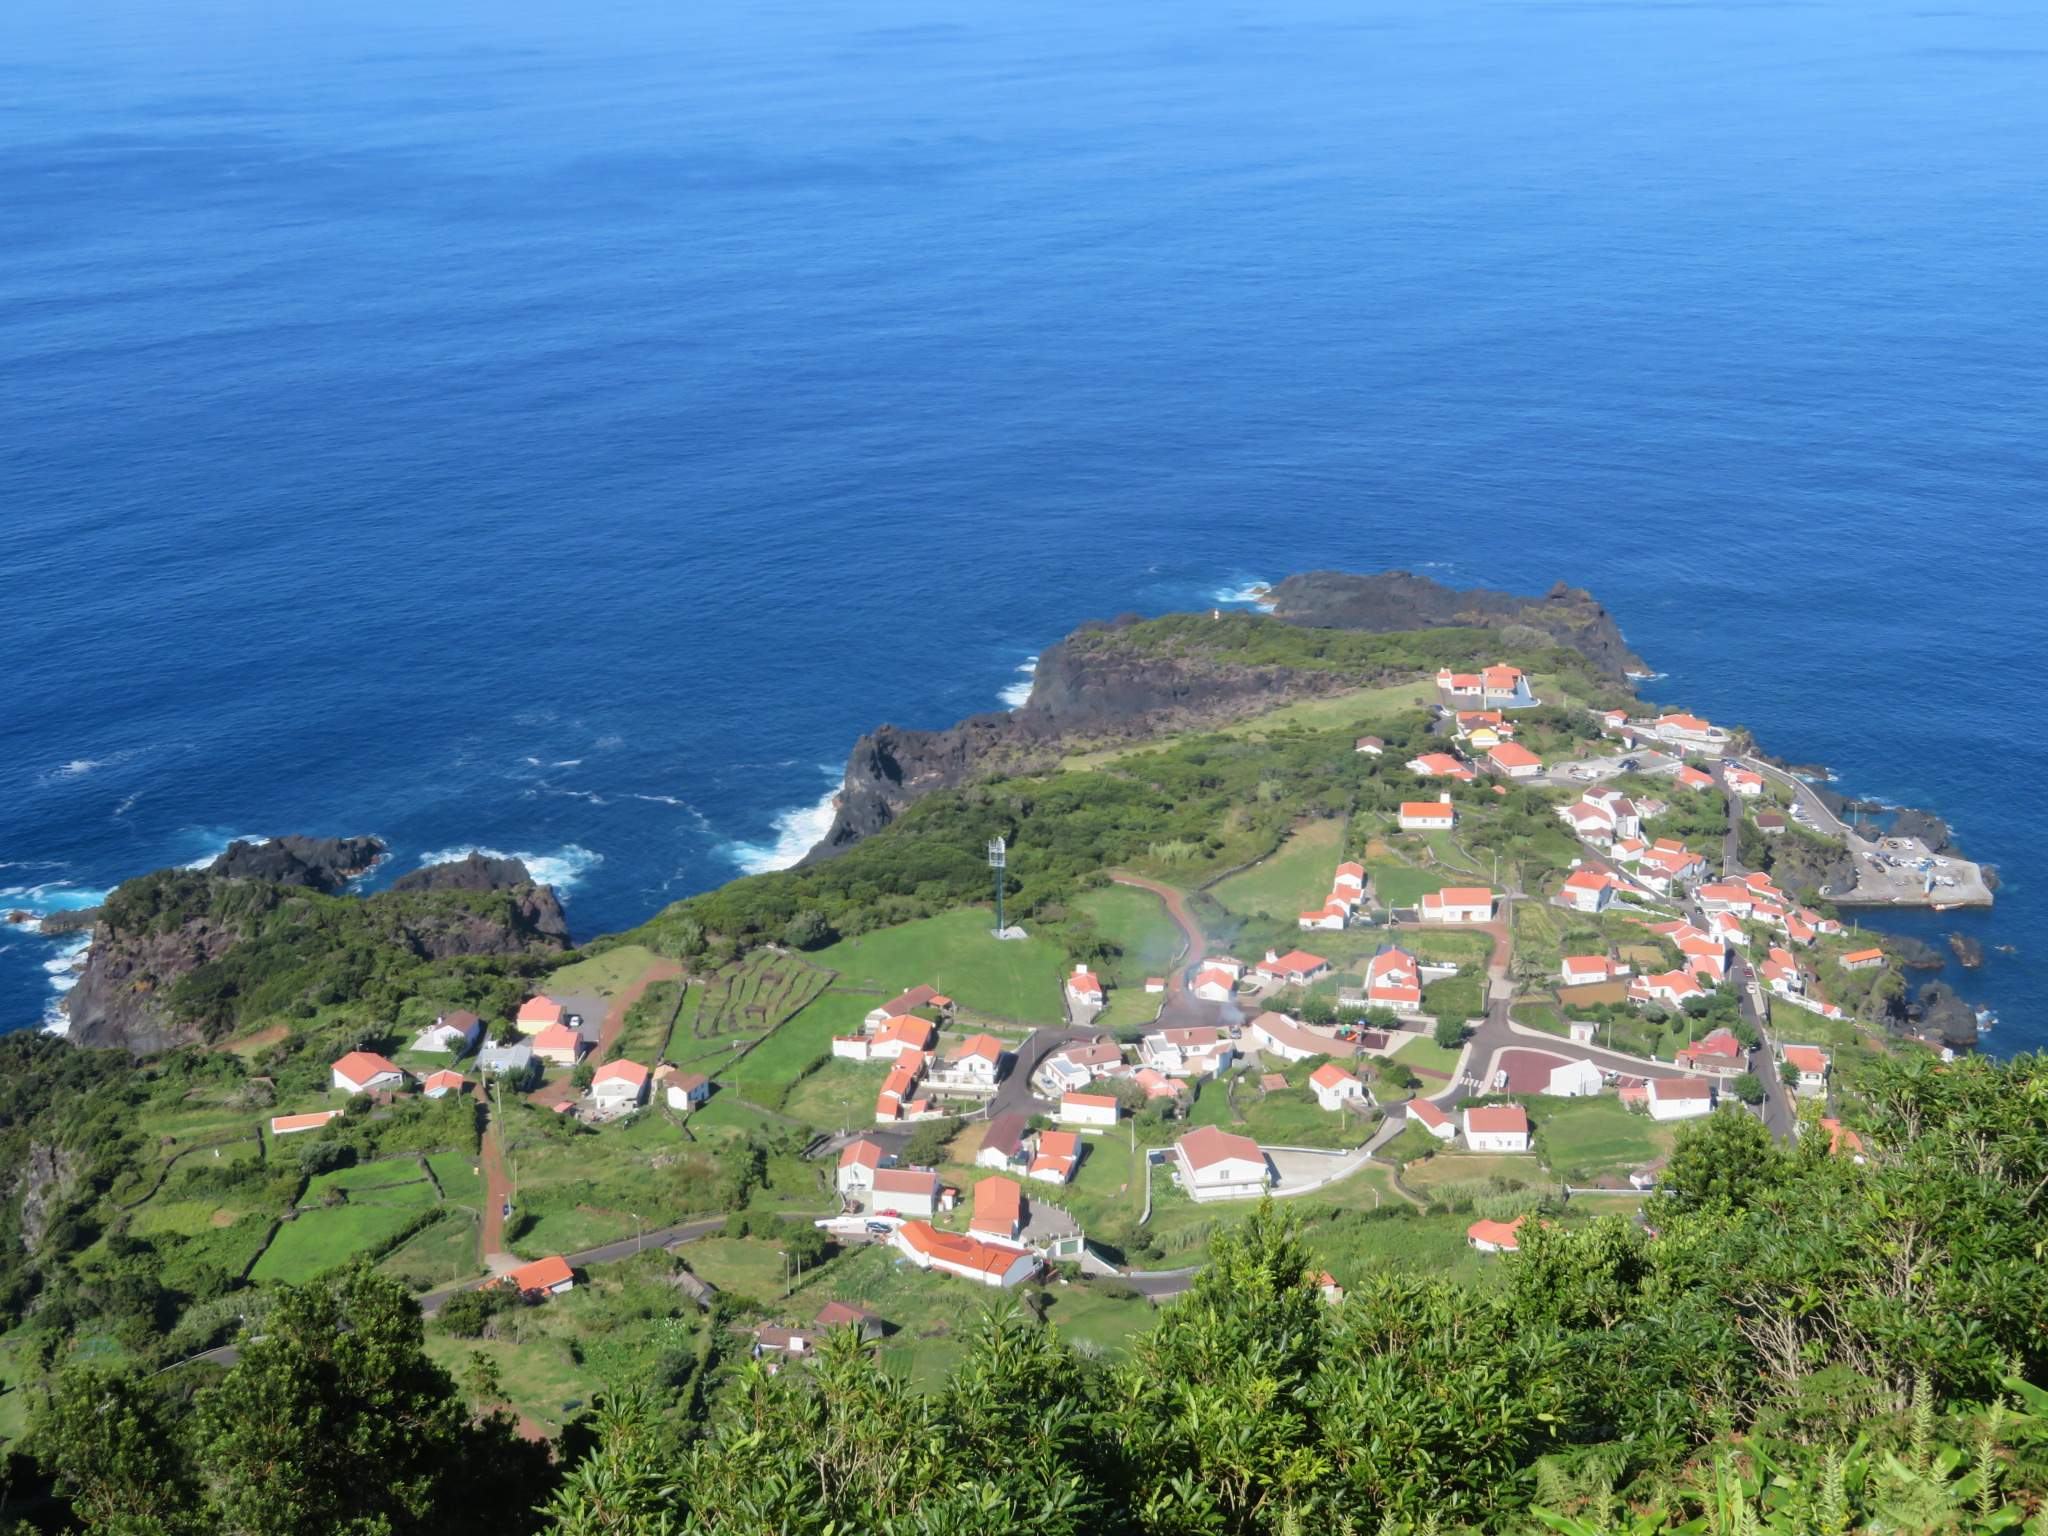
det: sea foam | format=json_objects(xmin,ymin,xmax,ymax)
[
  {"xmin": 999, "ymin": 656, "xmax": 1039, "ymax": 709},
  {"xmin": 727, "ymin": 771, "xmax": 840, "ymax": 875},
  {"xmin": 1212, "ymin": 581, "xmax": 1276, "ymax": 612},
  {"xmin": 412, "ymin": 844, "xmax": 604, "ymax": 893}
]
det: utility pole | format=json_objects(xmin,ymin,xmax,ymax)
[{"xmin": 988, "ymin": 837, "xmax": 1008, "ymax": 937}]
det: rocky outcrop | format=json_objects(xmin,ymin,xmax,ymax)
[
  {"xmin": 62, "ymin": 840, "xmax": 570, "ymax": 1054},
  {"xmin": 34, "ymin": 906, "xmax": 101, "ymax": 935},
  {"xmin": 1263, "ymin": 571, "xmax": 1650, "ymax": 681},
  {"xmin": 1879, "ymin": 934, "xmax": 1946, "ymax": 969},
  {"xmin": 13, "ymin": 1141, "xmax": 78, "ymax": 1253},
  {"xmin": 1908, "ymin": 981, "xmax": 1979, "ymax": 1050},
  {"xmin": 207, "ymin": 836, "xmax": 385, "ymax": 892},
  {"xmin": 390, "ymin": 851, "xmax": 539, "ymax": 894}
]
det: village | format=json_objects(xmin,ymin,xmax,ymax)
[{"xmin": 194, "ymin": 654, "xmax": 1932, "ymax": 1407}]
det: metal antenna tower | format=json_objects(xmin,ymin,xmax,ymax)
[{"xmin": 988, "ymin": 837, "xmax": 1007, "ymax": 937}]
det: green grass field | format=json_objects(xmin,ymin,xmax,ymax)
[
  {"xmin": 544, "ymin": 944, "xmax": 664, "ymax": 998},
  {"xmin": 426, "ymin": 1152, "xmax": 485, "ymax": 1205},
  {"xmin": 1211, "ymin": 821, "xmax": 1347, "ymax": 920},
  {"xmin": 1220, "ymin": 679, "xmax": 1439, "ymax": 737},
  {"xmin": 1370, "ymin": 865, "xmax": 1451, "ymax": 909},
  {"xmin": 1392, "ymin": 1036, "xmax": 1463, "ymax": 1076},
  {"xmin": 1402, "ymin": 1152, "xmax": 1538, "ymax": 1197},
  {"xmin": 379, "ymin": 1212, "xmax": 481, "ymax": 1291},
  {"xmin": 422, "ymin": 1333, "xmax": 599, "ymax": 1437},
  {"xmin": 1423, "ymin": 973, "xmax": 1485, "ymax": 1020},
  {"xmin": 720, "ymin": 988, "xmax": 870, "ymax": 1104},
  {"xmin": 1536, "ymin": 1098, "xmax": 1673, "ymax": 1183},
  {"xmin": 780, "ymin": 1058, "xmax": 892, "ymax": 1132},
  {"xmin": 803, "ymin": 909, "xmax": 1069, "ymax": 1024},
  {"xmin": 251, "ymin": 1205, "xmax": 422, "ymax": 1284},
  {"xmin": 1077, "ymin": 884, "xmax": 1187, "ymax": 981},
  {"xmin": 1236, "ymin": 1086, "xmax": 1368, "ymax": 1149},
  {"xmin": 1403, "ymin": 930, "xmax": 1495, "ymax": 965},
  {"xmin": 677, "ymin": 1237, "xmax": 795, "ymax": 1300}
]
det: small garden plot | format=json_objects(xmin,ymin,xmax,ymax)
[
  {"xmin": 251, "ymin": 1205, "xmax": 422, "ymax": 1285},
  {"xmin": 1423, "ymin": 972, "xmax": 1485, "ymax": 1020},
  {"xmin": 1368, "ymin": 865, "xmax": 1449, "ymax": 910},
  {"xmin": 421, "ymin": 1334, "xmax": 599, "ymax": 1441},
  {"xmin": 426, "ymin": 1152, "xmax": 485, "ymax": 1204},
  {"xmin": 693, "ymin": 950, "xmax": 834, "ymax": 1042},
  {"xmin": 1041, "ymin": 1285, "xmax": 1157, "ymax": 1355},
  {"xmin": 672, "ymin": 1237, "xmax": 793, "ymax": 1301},
  {"xmin": 378, "ymin": 1212, "xmax": 480, "ymax": 1291},
  {"xmin": 779, "ymin": 1059, "xmax": 891, "ymax": 1131},
  {"xmin": 663, "ymin": 981, "xmax": 705, "ymax": 1061},
  {"xmin": 1401, "ymin": 1153, "xmax": 1537, "ymax": 1198},
  {"xmin": 614, "ymin": 978, "xmax": 685, "ymax": 1063},
  {"xmin": 1403, "ymin": 930, "xmax": 1495, "ymax": 966},
  {"xmin": 1076, "ymin": 884, "xmax": 1188, "ymax": 983},
  {"xmin": 1238, "ymin": 1087, "xmax": 1369, "ymax": 1150},
  {"xmin": 1391, "ymin": 1035, "xmax": 1463, "ymax": 1077},
  {"xmin": 1535, "ymin": 1098, "xmax": 1672, "ymax": 1184},
  {"xmin": 303, "ymin": 1160, "xmax": 437, "ymax": 1207},
  {"xmin": 718, "ymin": 988, "xmax": 868, "ymax": 1107}
]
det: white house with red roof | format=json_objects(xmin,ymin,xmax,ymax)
[
  {"xmin": 1780, "ymin": 1044, "xmax": 1831, "ymax": 1098},
  {"xmin": 1652, "ymin": 714, "xmax": 1732, "ymax": 752},
  {"xmin": 1560, "ymin": 869, "xmax": 1621, "ymax": 914},
  {"xmin": 1467, "ymin": 1216, "xmax": 1525, "ymax": 1253},
  {"xmin": 1064, "ymin": 965, "xmax": 1105, "ymax": 1008},
  {"xmin": 1334, "ymin": 861, "xmax": 1366, "ymax": 892},
  {"xmin": 665, "ymin": 1072, "xmax": 711, "ymax": 1110},
  {"xmin": 1675, "ymin": 1029, "xmax": 1747, "ymax": 1078},
  {"xmin": 1248, "ymin": 1011, "xmax": 1359, "ymax": 1064},
  {"xmin": 1058, "ymin": 1091, "xmax": 1120, "ymax": 1127},
  {"xmin": 933, "ymin": 1033, "xmax": 1007, "ymax": 1090},
  {"xmin": 1486, "ymin": 742, "xmax": 1543, "ymax": 779},
  {"xmin": 1364, "ymin": 946, "xmax": 1424, "ymax": 1013},
  {"xmin": 1560, "ymin": 953, "xmax": 1630, "ymax": 985},
  {"xmin": 1758, "ymin": 947, "xmax": 1805, "ymax": 1000},
  {"xmin": 1725, "ymin": 767, "xmax": 1764, "ymax": 797},
  {"xmin": 836, "ymin": 1138, "xmax": 890, "ymax": 1195},
  {"xmin": 413, "ymin": 1011, "xmax": 483, "ymax": 1054},
  {"xmin": 1645, "ymin": 1076, "xmax": 1715, "ymax": 1121},
  {"xmin": 1192, "ymin": 966, "xmax": 1238, "ymax": 1002},
  {"xmin": 1298, "ymin": 898, "xmax": 1350, "ymax": 932},
  {"xmin": 1173, "ymin": 1126, "xmax": 1273, "ymax": 1201},
  {"xmin": 1419, "ymin": 887, "xmax": 1494, "ymax": 923},
  {"xmin": 270, "ymin": 1110, "xmax": 341, "ymax": 1136},
  {"xmin": 1309, "ymin": 1063, "xmax": 1368, "ymax": 1112},
  {"xmin": 1255, "ymin": 949, "xmax": 1332, "ymax": 985},
  {"xmin": 870, "ymin": 1166, "xmax": 942, "ymax": 1218},
  {"xmin": 1841, "ymin": 948, "xmax": 1886, "ymax": 971},
  {"xmin": 891, "ymin": 1221, "xmax": 1036, "ymax": 1288},
  {"xmin": 875, "ymin": 1056, "xmax": 932, "ymax": 1122},
  {"xmin": 1028, "ymin": 1130, "xmax": 1083, "ymax": 1184},
  {"xmin": 331, "ymin": 1052, "xmax": 405, "ymax": 1095},
  {"xmin": 1675, "ymin": 764, "xmax": 1716, "ymax": 791},
  {"xmin": 1628, "ymin": 971, "xmax": 1705, "ymax": 1008},
  {"xmin": 863, "ymin": 985, "xmax": 951, "ymax": 1028},
  {"xmin": 1406, "ymin": 1098, "xmax": 1455, "ymax": 1141},
  {"xmin": 1398, "ymin": 797, "xmax": 1459, "ymax": 831},
  {"xmin": 500, "ymin": 1255, "xmax": 575, "ymax": 1298},
  {"xmin": 516, "ymin": 996, "xmax": 566, "ymax": 1034},
  {"xmin": 591, "ymin": 1058, "xmax": 650, "ymax": 1110},
  {"xmin": 1634, "ymin": 842, "xmax": 1709, "ymax": 893},
  {"xmin": 1437, "ymin": 665, "xmax": 1536, "ymax": 707},
  {"xmin": 1405, "ymin": 752, "xmax": 1477, "ymax": 782},
  {"xmin": 1140, "ymin": 1026, "xmax": 1233, "ymax": 1077},
  {"xmin": 529, "ymin": 1022, "xmax": 583, "ymax": 1067},
  {"xmin": 1462, "ymin": 1105, "xmax": 1530, "ymax": 1152},
  {"xmin": 969, "ymin": 1176, "xmax": 1026, "ymax": 1240},
  {"xmin": 421, "ymin": 1069, "xmax": 467, "ymax": 1099}
]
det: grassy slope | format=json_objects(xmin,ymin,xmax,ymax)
[
  {"xmin": 1211, "ymin": 820, "xmax": 1347, "ymax": 921},
  {"xmin": 543, "ymin": 945, "xmax": 662, "ymax": 999},
  {"xmin": 251, "ymin": 1205, "xmax": 422, "ymax": 1284},
  {"xmin": 803, "ymin": 909, "xmax": 1068, "ymax": 1024},
  {"xmin": 1537, "ymin": 1098, "xmax": 1674, "ymax": 1182}
]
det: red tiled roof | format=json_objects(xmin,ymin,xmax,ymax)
[
  {"xmin": 1309, "ymin": 1063, "xmax": 1360, "ymax": 1090},
  {"xmin": 972, "ymin": 1176, "xmax": 1023, "ymax": 1227},
  {"xmin": 331, "ymin": 1051, "xmax": 402, "ymax": 1086},
  {"xmin": 517, "ymin": 997, "xmax": 564, "ymax": 1024},
  {"xmin": 873, "ymin": 1167, "xmax": 939, "ymax": 1196},
  {"xmin": 594, "ymin": 1059, "xmax": 649, "ymax": 1086},
  {"xmin": 1467, "ymin": 1216, "xmax": 1525, "ymax": 1250},
  {"xmin": 1465, "ymin": 1105, "xmax": 1529, "ymax": 1134},
  {"xmin": 504, "ymin": 1255, "xmax": 573, "ymax": 1292},
  {"xmin": 839, "ymin": 1140, "xmax": 884, "ymax": 1169},
  {"xmin": 1486, "ymin": 743, "xmax": 1541, "ymax": 769},
  {"xmin": 1399, "ymin": 800, "xmax": 1456, "ymax": 818},
  {"xmin": 1061, "ymin": 1091, "xmax": 1117, "ymax": 1109},
  {"xmin": 1409, "ymin": 1100, "xmax": 1450, "ymax": 1129},
  {"xmin": 1176, "ymin": 1124, "xmax": 1264, "ymax": 1171}
]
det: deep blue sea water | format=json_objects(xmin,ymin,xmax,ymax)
[{"xmin": 3, "ymin": 0, "xmax": 2045, "ymax": 1052}]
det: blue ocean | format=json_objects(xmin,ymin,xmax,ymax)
[{"xmin": 3, "ymin": 0, "xmax": 2044, "ymax": 1053}]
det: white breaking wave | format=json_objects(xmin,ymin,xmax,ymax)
[
  {"xmin": 411, "ymin": 844, "xmax": 605, "ymax": 893},
  {"xmin": 1212, "ymin": 580, "xmax": 1276, "ymax": 612},
  {"xmin": 999, "ymin": 656, "xmax": 1039, "ymax": 709},
  {"xmin": 727, "ymin": 771, "xmax": 840, "ymax": 875},
  {"xmin": 42, "ymin": 933, "xmax": 90, "ymax": 992}
]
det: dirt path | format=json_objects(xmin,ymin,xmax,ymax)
[
  {"xmin": 1107, "ymin": 872, "xmax": 1207, "ymax": 999},
  {"xmin": 476, "ymin": 1084, "xmax": 517, "ymax": 1271}
]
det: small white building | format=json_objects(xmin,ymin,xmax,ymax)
[
  {"xmin": 1309, "ymin": 1063, "xmax": 1369, "ymax": 1112},
  {"xmin": 1462, "ymin": 1105, "xmax": 1530, "ymax": 1152},
  {"xmin": 1192, "ymin": 966, "xmax": 1238, "ymax": 1002},
  {"xmin": 1064, "ymin": 965, "xmax": 1105, "ymax": 1008},
  {"xmin": 1559, "ymin": 870, "xmax": 1619, "ymax": 914},
  {"xmin": 1544, "ymin": 1059, "xmax": 1604, "ymax": 1098},
  {"xmin": 1140, "ymin": 1026, "xmax": 1233, "ymax": 1077},
  {"xmin": 665, "ymin": 1072, "xmax": 712, "ymax": 1110},
  {"xmin": 1058, "ymin": 1091, "xmax": 1120, "ymax": 1127},
  {"xmin": 870, "ymin": 1167, "xmax": 941, "ymax": 1218},
  {"xmin": 331, "ymin": 1052, "xmax": 405, "ymax": 1096},
  {"xmin": 1407, "ymin": 1099, "xmax": 1456, "ymax": 1141},
  {"xmin": 421, "ymin": 1069, "xmax": 467, "ymax": 1099},
  {"xmin": 1645, "ymin": 1077, "xmax": 1716, "ymax": 1121},
  {"xmin": 591, "ymin": 1059, "xmax": 649, "ymax": 1110},
  {"xmin": 1173, "ymin": 1126, "xmax": 1273, "ymax": 1202},
  {"xmin": 1780, "ymin": 1045, "xmax": 1831, "ymax": 1099},
  {"xmin": 836, "ymin": 1139, "xmax": 889, "ymax": 1195},
  {"xmin": 1398, "ymin": 797, "xmax": 1458, "ymax": 832},
  {"xmin": 412, "ymin": 1011, "xmax": 483, "ymax": 1054},
  {"xmin": 1027, "ymin": 1130, "xmax": 1083, "ymax": 1184}
]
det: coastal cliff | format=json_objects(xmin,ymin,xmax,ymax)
[
  {"xmin": 1263, "ymin": 570, "xmax": 1649, "ymax": 681},
  {"xmin": 64, "ymin": 845, "xmax": 569, "ymax": 1054},
  {"xmin": 801, "ymin": 571, "xmax": 1635, "ymax": 863}
]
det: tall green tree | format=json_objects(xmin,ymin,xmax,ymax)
[{"xmin": 27, "ymin": 1367, "xmax": 204, "ymax": 1536}]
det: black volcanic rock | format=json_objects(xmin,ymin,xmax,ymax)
[
  {"xmin": 391, "ymin": 851, "xmax": 536, "ymax": 893},
  {"xmin": 208, "ymin": 835, "xmax": 384, "ymax": 892},
  {"xmin": 1262, "ymin": 570, "xmax": 1649, "ymax": 681},
  {"xmin": 1879, "ymin": 933, "xmax": 1946, "ymax": 969},
  {"xmin": 1910, "ymin": 981, "xmax": 1979, "ymax": 1050},
  {"xmin": 35, "ymin": 906, "xmax": 101, "ymax": 935}
]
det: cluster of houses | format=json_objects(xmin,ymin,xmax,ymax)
[
  {"xmin": 1436, "ymin": 665, "xmax": 1537, "ymax": 709},
  {"xmin": 1596, "ymin": 709, "xmax": 1735, "ymax": 756},
  {"xmin": 1404, "ymin": 1100, "xmax": 1532, "ymax": 1151},
  {"xmin": 1298, "ymin": 860, "xmax": 1369, "ymax": 931},
  {"xmin": 827, "ymin": 984, "xmax": 1016, "ymax": 1123}
]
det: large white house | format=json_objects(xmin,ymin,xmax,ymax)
[
  {"xmin": 1462, "ymin": 1105, "xmax": 1530, "ymax": 1152},
  {"xmin": 891, "ymin": 1222, "xmax": 1035, "ymax": 1288},
  {"xmin": 836, "ymin": 1139, "xmax": 890, "ymax": 1195},
  {"xmin": 1058, "ymin": 1091, "xmax": 1120, "ymax": 1127},
  {"xmin": 590, "ymin": 1059, "xmax": 649, "ymax": 1110},
  {"xmin": 1645, "ymin": 1076, "xmax": 1716, "ymax": 1121},
  {"xmin": 1559, "ymin": 869, "xmax": 1620, "ymax": 914},
  {"xmin": 1309, "ymin": 1063, "xmax": 1369, "ymax": 1112},
  {"xmin": 1419, "ymin": 887, "xmax": 1494, "ymax": 923},
  {"xmin": 331, "ymin": 1052, "xmax": 405, "ymax": 1096},
  {"xmin": 1173, "ymin": 1126, "xmax": 1272, "ymax": 1202},
  {"xmin": 1364, "ymin": 946, "xmax": 1424, "ymax": 1013},
  {"xmin": 1399, "ymin": 798, "xmax": 1458, "ymax": 831},
  {"xmin": 1139, "ymin": 1027, "xmax": 1233, "ymax": 1077},
  {"xmin": 1248, "ymin": 1012, "xmax": 1359, "ymax": 1064},
  {"xmin": 869, "ymin": 1167, "xmax": 942, "ymax": 1218}
]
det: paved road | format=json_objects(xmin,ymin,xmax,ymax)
[{"xmin": 1730, "ymin": 952, "xmax": 1798, "ymax": 1143}]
